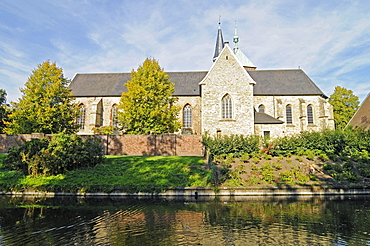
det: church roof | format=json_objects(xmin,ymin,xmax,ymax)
[
  {"xmin": 70, "ymin": 69, "xmax": 326, "ymax": 98},
  {"xmin": 347, "ymin": 93, "xmax": 370, "ymax": 130},
  {"xmin": 249, "ymin": 69, "xmax": 327, "ymax": 98},
  {"xmin": 254, "ymin": 112, "xmax": 284, "ymax": 124},
  {"xmin": 234, "ymin": 48, "xmax": 256, "ymax": 68},
  {"xmin": 69, "ymin": 71, "xmax": 207, "ymax": 97}
]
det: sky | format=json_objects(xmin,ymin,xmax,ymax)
[{"xmin": 0, "ymin": 0, "xmax": 370, "ymax": 104}]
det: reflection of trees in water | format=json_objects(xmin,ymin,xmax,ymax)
[
  {"xmin": 200, "ymin": 197, "xmax": 370, "ymax": 245},
  {"xmin": 0, "ymin": 196, "xmax": 368, "ymax": 245}
]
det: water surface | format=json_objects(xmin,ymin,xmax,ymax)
[{"xmin": 0, "ymin": 195, "xmax": 369, "ymax": 245}]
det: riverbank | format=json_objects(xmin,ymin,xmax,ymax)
[
  {"xmin": 1, "ymin": 155, "xmax": 370, "ymax": 196},
  {"xmin": 2, "ymin": 185, "xmax": 370, "ymax": 199}
]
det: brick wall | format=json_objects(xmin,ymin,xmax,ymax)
[{"xmin": 0, "ymin": 134, "xmax": 204, "ymax": 156}]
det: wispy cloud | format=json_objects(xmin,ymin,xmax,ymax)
[{"xmin": 0, "ymin": 0, "xmax": 369, "ymax": 102}]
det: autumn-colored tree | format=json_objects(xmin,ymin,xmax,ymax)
[
  {"xmin": 329, "ymin": 86, "xmax": 360, "ymax": 129},
  {"xmin": 117, "ymin": 58, "xmax": 180, "ymax": 134},
  {"xmin": 5, "ymin": 60, "xmax": 79, "ymax": 134}
]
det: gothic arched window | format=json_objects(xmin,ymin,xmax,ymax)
[
  {"xmin": 78, "ymin": 104, "xmax": 86, "ymax": 129},
  {"xmin": 286, "ymin": 105, "xmax": 292, "ymax": 124},
  {"xmin": 183, "ymin": 104, "xmax": 192, "ymax": 128},
  {"xmin": 307, "ymin": 105, "xmax": 314, "ymax": 124},
  {"xmin": 221, "ymin": 94, "xmax": 232, "ymax": 119},
  {"xmin": 111, "ymin": 104, "xmax": 118, "ymax": 127}
]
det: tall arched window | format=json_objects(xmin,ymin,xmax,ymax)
[
  {"xmin": 183, "ymin": 104, "xmax": 192, "ymax": 128},
  {"xmin": 78, "ymin": 104, "xmax": 86, "ymax": 129},
  {"xmin": 221, "ymin": 94, "xmax": 232, "ymax": 119},
  {"xmin": 286, "ymin": 105, "xmax": 292, "ymax": 124},
  {"xmin": 111, "ymin": 104, "xmax": 118, "ymax": 127},
  {"xmin": 258, "ymin": 105, "xmax": 265, "ymax": 113},
  {"xmin": 307, "ymin": 105, "xmax": 314, "ymax": 124}
]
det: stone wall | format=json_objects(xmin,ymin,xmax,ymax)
[
  {"xmin": 73, "ymin": 96, "xmax": 121, "ymax": 134},
  {"xmin": 177, "ymin": 96, "xmax": 202, "ymax": 135},
  {"xmin": 0, "ymin": 134, "xmax": 204, "ymax": 156},
  {"xmin": 254, "ymin": 95, "xmax": 335, "ymax": 136},
  {"xmin": 200, "ymin": 44, "xmax": 256, "ymax": 136}
]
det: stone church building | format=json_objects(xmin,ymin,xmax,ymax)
[{"xmin": 69, "ymin": 25, "xmax": 335, "ymax": 138}]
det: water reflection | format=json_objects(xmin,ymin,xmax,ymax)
[{"xmin": 0, "ymin": 195, "xmax": 368, "ymax": 245}]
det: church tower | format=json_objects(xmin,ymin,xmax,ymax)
[{"xmin": 200, "ymin": 23, "xmax": 256, "ymax": 136}]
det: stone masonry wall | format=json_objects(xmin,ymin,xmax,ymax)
[
  {"xmin": 201, "ymin": 45, "xmax": 256, "ymax": 136},
  {"xmin": 177, "ymin": 96, "xmax": 202, "ymax": 135},
  {"xmin": 74, "ymin": 96, "xmax": 121, "ymax": 135},
  {"xmin": 254, "ymin": 95, "xmax": 335, "ymax": 136},
  {"xmin": 0, "ymin": 134, "xmax": 204, "ymax": 156}
]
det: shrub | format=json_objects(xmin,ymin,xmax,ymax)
[
  {"xmin": 4, "ymin": 133, "xmax": 104, "ymax": 176},
  {"xmin": 261, "ymin": 163, "xmax": 274, "ymax": 183},
  {"xmin": 202, "ymin": 134, "xmax": 260, "ymax": 157},
  {"xmin": 318, "ymin": 153, "xmax": 329, "ymax": 161},
  {"xmin": 252, "ymin": 157, "xmax": 260, "ymax": 164},
  {"xmin": 279, "ymin": 170, "xmax": 294, "ymax": 184},
  {"xmin": 239, "ymin": 153, "xmax": 250, "ymax": 162},
  {"xmin": 270, "ymin": 129, "xmax": 370, "ymax": 158},
  {"xmin": 296, "ymin": 156, "xmax": 303, "ymax": 162},
  {"xmin": 272, "ymin": 163, "xmax": 282, "ymax": 170},
  {"xmin": 4, "ymin": 138, "xmax": 49, "ymax": 175},
  {"xmin": 305, "ymin": 150, "xmax": 315, "ymax": 161},
  {"xmin": 296, "ymin": 173, "xmax": 310, "ymax": 183}
]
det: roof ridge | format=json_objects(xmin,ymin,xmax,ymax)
[
  {"xmin": 75, "ymin": 71, "xmax": 209, "ymax": 75},
  {"xmin": 250, "ymin": 69, "xmax": 303, "ymax": 72}
]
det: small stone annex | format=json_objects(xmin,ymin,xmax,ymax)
[{"xmin": 69, "ymin": 24, "xmax": 335, "ymax": 138}]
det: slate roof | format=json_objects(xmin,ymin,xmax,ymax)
[
  {"xmin": 347, "ymin": 93, "xmax": 370, "ymax": 130},
  {"xmin": 69, "ymin": 71, "xmax": 207, "ymax": 97},
  {"xmin": 70, "ymin": 69, "xmax": 326, "ymax": 98},
  {"xmin": 248, "ymin": 69, "xmax": 327, "ymax": 98},
  {"xmin": 254, "ymin": 112, "xmax": 284, "ymax": 124}
]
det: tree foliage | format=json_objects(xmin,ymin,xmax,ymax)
[
  {"xmin": 329, "ymin": 86, "xmax": 360, "ymax": 129},
  {"xmin": 0, "ymin": 89, "xmax": 8, "ymax": 133},
  {"xmin": 4, "ymin": 133, "xmax": 104, "ymax": 176},
  {"xmin": 5, "ymin": 61, "xmax": 79, "ymax": 134},
  {"xmin": 117, "ymin": 58, "xmax": 181, "ymax": 134}
]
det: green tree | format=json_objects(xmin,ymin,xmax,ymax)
[
  {"xmin": 5, "ymin": 60, "xmax": 79, "ymax": 134},
  {"xmin": 117, "ymin": 58, "xmax": 181, "ymax": 134},
  {"xmin": 329, "ymin": 86, "xmax": 360, "ymax": 129},
  {"xmin": 0, "ymin": 89, "xmax": 8, "ymax": 133}
]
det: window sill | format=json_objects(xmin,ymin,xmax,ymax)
[
  {"xmin": 219, "ymin": 119, "xmax": 236, "ymax": 122},
  {"xmin": 286, "ymin": 124, "xmax": 296, "ymax": 127},
  {"xmin": 307, "ymin": 124, "xmax": 317, "ymax": 127}
]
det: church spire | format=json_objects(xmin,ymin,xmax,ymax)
[
  {"xmin": 233, "ymin": 21, "xmax": 239, "ymax": 53},
  {"xmin": 232, "ymin": 21, "xmax": 257, "ymax": 70},
  {"xmin": 213, "ymin": 17, "xmax": 224, "ymax": 62}
]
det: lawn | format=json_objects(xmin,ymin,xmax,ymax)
[{"xmin": 0, "ymin": 155, "xmax": 213, "ymax": 193}]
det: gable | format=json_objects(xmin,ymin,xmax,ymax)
[{"xmin": 200, "ymin": 45, "xmax": 256, "ymax": 87}]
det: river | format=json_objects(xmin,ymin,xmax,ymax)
[{"xmin": 0, "ymin": 195, "xmax": 369, "ymax": 245}]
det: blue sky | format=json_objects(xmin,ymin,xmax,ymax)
[{"xmin": 1, "ymin": 0, "xmax": 370, "ymax": 103}]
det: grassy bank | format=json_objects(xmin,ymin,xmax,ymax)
[
  {"xmin": 0, "ymin": 155, "xmax": 212, "ymax": 193},
  {"xmin": 1, "ymin": 152, "xmax": 369, "ymax": 194}
]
